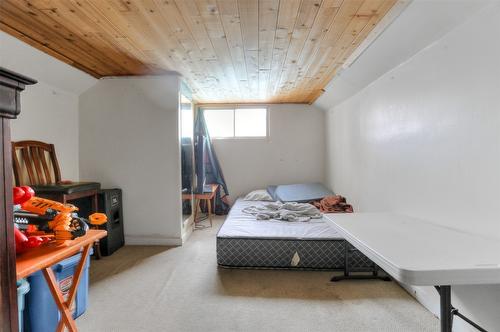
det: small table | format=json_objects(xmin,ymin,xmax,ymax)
[
  {"xmin": 183, "ymin": 184, "xmax": 219, "ymax": 227},
  {"xmin": 324, "ymin": 213, "xmax": 499, "ymax": 332},
  {"xmin": 16, "ymin": 230, "xmax": 107, "ymax": 332}
]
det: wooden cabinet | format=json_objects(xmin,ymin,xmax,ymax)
[{"xmin": 0, "ymin": 67, "xmax": 36, "ymax": 332}]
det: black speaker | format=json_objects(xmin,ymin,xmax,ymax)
[
  {"xmin": 73, "ymin": 188, "xmax": 125, "ymax": 256},
  {"xmin": 97, "ymin": 189, "xmax": 124, "ymax": 256}
]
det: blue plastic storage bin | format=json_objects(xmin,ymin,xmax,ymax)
[
  {"xmin": 17, "ymin": 279, "xmax": 30, "ymax": 332},
  {"xmin": 25, "ymin": 249, "xmax": 92, "ymax": 332}
]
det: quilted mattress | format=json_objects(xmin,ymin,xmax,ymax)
[{"xmin": 217, "ymin": 199, "xmax": 374, "ymax": 270}]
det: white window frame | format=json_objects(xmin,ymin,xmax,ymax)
[{"xmin": 200, "ymin": 105, "xmax": 270, "ymax": 140}]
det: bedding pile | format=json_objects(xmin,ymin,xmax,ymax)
[
  {"xmin": 242, "ymin": 202, "xmax": 322, "ymax": 222},
  {"xmin": 312, "ymin": 195, "xmax": 353, "ymax": 213}
]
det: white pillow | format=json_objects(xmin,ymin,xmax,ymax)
[{"xmin": 243, "ymin": 189, "xmax": 274, "ymax": 201}]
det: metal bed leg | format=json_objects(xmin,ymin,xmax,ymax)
[{"xmin": 331, "ymin": 243, "xmax": 391, "ymax": 282}]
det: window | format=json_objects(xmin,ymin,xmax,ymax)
[
  {"xmin": 203, "ymin": 107, "xmax": 268, "ymax": 138},
  {"xmin": 204, "ymin": 109, "xmax": 234, "ymax": 137}
]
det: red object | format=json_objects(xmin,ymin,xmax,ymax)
[
  {"xmin": 13, "ymin": 186, "xmax": 46, "ymax": 254},
  {"xmin": 12, "ymin": 186, "xmax": 35, "ymax": 205},
  {"xmin": 14, "ymin": 227, "xmax": 28, "ymax": 254},
  {"xmin": 25, "ymin": 236, "xmax": 44, "ymax": 248},
  {"xmin": 20, "ymin": 186, "xmax": 35, "ymax": 202},
  {"xmin": 13, "ymin": 187, "xmax": 25, "ymax": 205},
  {"xmin": 13, "ymin": 186, "xmax": 51, "ymax": 254},
  {"xmin": 14, "ymin": 228, "xmax": 47, "ymax": 254},
  {"xmin": 26, "ymin": 225, "xmax": 38, "ymax": 233},
  {"xmin": 14, "ymin": 227, "xmax": 28, "ymax": 244},
  {"xmin": 14, "ymin": 227, "xmax": 49, "ymax": 254}
]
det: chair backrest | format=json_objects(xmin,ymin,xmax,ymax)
[{"xmin": 12, "ymin": 140, "xmax": 62, "ymax": 186}]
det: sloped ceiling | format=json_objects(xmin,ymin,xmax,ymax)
[
  {"xmin": 314, "ymin": 0, "xmax": 494, "ymax": 110},
  {"xmin": 0, "ymin": 0, "xmax": 401, "ymax": 103}
]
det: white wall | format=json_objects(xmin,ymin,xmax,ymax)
[
  {"xmin": 324, "ymin": 3, "xmax": 500, "ymax": 331},
  {"xmin": 212, "ymin": 104, "xmax": 325, "ymax": 200},
  {"xmin": 79, "ymin": 76, "xmax": 184, "ymax": 245},
  {"xmin": 12, "ymin": 84, "xmax": 80, "ymax": 181},
  {"xmin": 0, "ymin": 31, "xmax": 96, "ymax": 181},
  {"xmin": 2, "ymin": 31, "xmax": 188, "ymax": 245}
]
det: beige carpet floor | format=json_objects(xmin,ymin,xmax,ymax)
[{"xmin": 77, "ymin": 217, "xmax": 439, "ymax": 332}]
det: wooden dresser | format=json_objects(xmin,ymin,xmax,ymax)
[{"xmin": 0, "ymin": 67, "xmax": 36, "ymax": 332}]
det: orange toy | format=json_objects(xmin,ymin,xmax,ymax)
[
  {"xmin": 16, "ymin": 196, "xmax": 107, "ymax": 245},
  {"xmin": 89, "ymin": 213, "xmax": 108, "ymax": 226}
]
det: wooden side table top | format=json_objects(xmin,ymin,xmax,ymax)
[
  {"xmin": 194, "ymin": 184, "xmax": 219, "ymax": 199},
  {"xmin": 16, "ymin": 230, "xmax": 107, "ymax": 280},
  {"xmin": 182, "ymin": 192, "xmax": 193, "ymax": 200},
  {"xmin": 182, "ymin": 184, "xmax": 219, "ymax": 200}
]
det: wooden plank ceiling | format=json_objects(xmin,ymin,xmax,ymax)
[{"xmin": 0, "ymin": 0, "xmax": 400, "ymax": 103}]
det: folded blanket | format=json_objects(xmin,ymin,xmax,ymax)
[
  {"xmin": 312, "ymin": 195, "xmax": 353, "ymax": 213},
  {"xmin": 242, "ymin": 202, "xmax": 322, "ymax": 222}
]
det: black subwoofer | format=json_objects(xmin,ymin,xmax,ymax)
[
  {"xmin": 97, "ymin": 189, "xmax": 125, "ymax": 256},
  {"xmin": 73, "ymin": 188, "xmax": 125, "ymax": 256}
]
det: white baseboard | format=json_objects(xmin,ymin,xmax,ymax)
[
  {"xmin": 181, "ymin": 223, "xmax": 194, "ymax": 244},
  {"xmin": 125, "ymin": 235, "xmax": 182, "ymax": 246},
  {"xmin": 402, "ymin": 284, "xmax": 440, "ymax": 317}
]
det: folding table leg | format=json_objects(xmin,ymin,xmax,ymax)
[
  {"xmin": 435, "ymin": 285, "xmax": 488, "ymax": 332},
  {"xmin": 438, "ymin": 285, "xmax": 453, "ymax": 332},
  {"xmin": 43, "ymin": 268, "xmax": 78, "ymax": 332},
  {"xmin": 43, "ymin": 244, "xmax": 92, "ymax": 332}
]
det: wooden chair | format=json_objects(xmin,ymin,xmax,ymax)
[{"xmin": 12, "ymin": 140, "xmax": 103, "ymax": 258}]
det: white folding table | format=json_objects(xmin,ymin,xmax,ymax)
[{"xmin": 324, "ymin": 212, "xmax": 500, "ymax": 332}]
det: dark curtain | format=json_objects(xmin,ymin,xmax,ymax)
[
  {"xmin": 194, "ymin": 109, "xmax": 230, "ymax": 215},
  {"xmin": 181, "ymin": 137, "xmax": 194, "ymax": 215}
]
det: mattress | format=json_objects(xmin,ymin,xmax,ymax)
[{"xmin": 217, "ymin": 199, "xmax": 373, "ymax": 270}]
